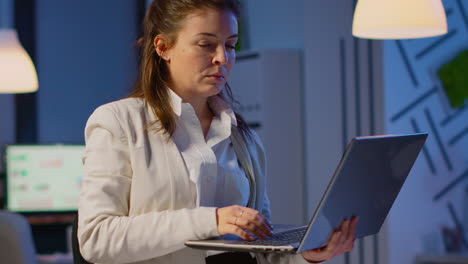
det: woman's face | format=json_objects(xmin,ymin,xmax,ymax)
[{"xmin": 162, "ymin": 8, "xmax": 238, "ymax": 101}]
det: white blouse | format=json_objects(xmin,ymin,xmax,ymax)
[
  {"xmin": 169, "ymin": 89, "xmax": 250, "ymax": 208},
  {"xmin": 78, "ymin": 92, "xmax": 306, "ymax": 264}
]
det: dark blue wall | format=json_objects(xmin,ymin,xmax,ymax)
[
  {"xmin": 384, "ymin": 1, "xmax": 468, "ymax": 262},
  {"xmin": 36, "ymin": 0, "xmax": 138, "ymax": 144}
]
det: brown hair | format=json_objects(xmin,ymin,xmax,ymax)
[{"xmin": 129, "ymin": 0, "xmax": 252, "ymax": 140}]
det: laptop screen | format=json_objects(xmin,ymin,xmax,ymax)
[{"xmin": 4, "ymin": 145, "xmax": 85, "ymax": 213}]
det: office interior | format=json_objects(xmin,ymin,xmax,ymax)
[{"xmin": 0, "ymin": 0, "xmax": 467, "ymax": 263}]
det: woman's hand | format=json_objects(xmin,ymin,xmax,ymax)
[
  {"xmin": 216, "ymin": 205, "xmax": 273, "ymax": 240},
  {"xmin": 301, "ymin": 217, "xmax": 358, "ymax": 263}
]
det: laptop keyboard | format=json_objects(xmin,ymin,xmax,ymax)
[{"xmin": 236, "ymin": 227, "xmax": 307, "ymax": 246}]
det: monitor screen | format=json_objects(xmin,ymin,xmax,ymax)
[{"xmin": 4, "ymin": 145, "xmax": 85, "ymax": 213}]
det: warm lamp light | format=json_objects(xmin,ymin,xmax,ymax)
[
  {"xmin": 0, "ymin": 29, "xmax": 38, "ymax": 93},
  {"xmin": 352, "ymin": 0, "xmax": 448, "ymax": 39}
]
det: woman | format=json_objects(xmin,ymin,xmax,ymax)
[{"xmin": 78, "ymin": 0, "xmax": 357, "ymax": 263}]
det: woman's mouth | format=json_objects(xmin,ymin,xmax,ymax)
[{"xmin": 207, "ymin": 74, "xmax": 225, "ymax": 82}]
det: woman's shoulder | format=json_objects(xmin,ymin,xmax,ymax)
[
  {"xmin": 85, "ymin": 97, "xmax": 163, "ymax": 143},
  {"xmin": 93, "ymin": 97, "xmax": 146, "ymax": 116},
  {"xmin": 88, "ymin": 97, "xmax": 154, "ymax": 124},
  {"xmin": 86, "ymin": 97, "xmax": 153, "ymax": 133}
]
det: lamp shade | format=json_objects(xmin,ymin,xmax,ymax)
[
  {"xmin": 352, "ymin": 0, "xmax": 448, "ymax": 39},
  {"xmin": 0, "ymin": 29, "xmax": 38, "ymax": 93}
]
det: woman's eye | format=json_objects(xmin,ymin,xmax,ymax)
[
  {"xmin": 198, "ymin": 43, "xmax": 212, "ymax": 48},
  {"xmin": 226, "ymin": 44, "xmax": 236, "ymax": 50}
]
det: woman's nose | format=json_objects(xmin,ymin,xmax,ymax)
[{"xmin": 212, "ymin": 46, "xmax": 228, "ymax": 65}]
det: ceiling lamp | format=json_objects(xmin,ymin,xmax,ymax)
[
  {"xmin": 352, "ymin": 0, "xmax": 448, "ymax": 39},
  {"xmin": 0, "ymin": 29, "xmax": 38, "ymax": 93}
]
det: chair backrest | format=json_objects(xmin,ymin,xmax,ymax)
[
  {"xmin": 0, "ymin": 211, "xmax": 37, "ymax": 264},
  {"xmin": 72, "ymin": 215, "xmax": 92, "ymax": 264}
]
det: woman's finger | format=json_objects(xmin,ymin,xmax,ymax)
[
  {"xmin": 242, "ymin": 207, "xmax": 272, "ymax": 227},
  {"xmin": 239, "ymin": 209, "xmax": 273, "ymax": 236},
  {"xmin": 344, "ymin": 217, "xmax": 358, "ymax": 251},
  {"xmin": 323, "ymin": 230, "xmax": 343, "ymax": 259},
  {"xmin": 339, "ymin": 219, "xmax": 350, "ymax": 242},
  {"xmin": 344, "ymin": 218, "xmax": 353, "ymax": 239},
  {"xmin": 228, "ymin": 225, "xmax": 254, "ymax": 241},
  {"xmin": 302, "ymin": 217, "xmax": 359, "ymax": 263},
  {"xmin": 217, "ymin": 205, "xmax": 273, "ymax": 240},
  {"xmin": 304, "ymin": 230, "xmax": 343, "ymax": 262},
  {"xmin": 348, "ymin": 217, "xmax": 358, "ymax": 240},
  {"xmin": 345, "ymin": 238, "xmax": 356, "ymax": 252},
  {"xmin": 329, "ymin": 219, "xmax": 349, "ymax": 256},
  {"xmin": 235, "ymin": 216, "xmax": 270, "ymax": 239}
]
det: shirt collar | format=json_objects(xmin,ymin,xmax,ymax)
[
  {"xmin": 168, "ymin": 88, "xmax": 237, "ymax": 127},
  {"xmin": 168, "ymin": 88, "xmax": 183, "ymax": 117}
]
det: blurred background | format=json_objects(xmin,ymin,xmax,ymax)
[{"xmin": 0, "ymin": 0, "xmax": 467, "ymax": 263}]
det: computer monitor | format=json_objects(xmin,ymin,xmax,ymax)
[{"xmin": 3, "ymin": 144, "xmax": 85, "ymax": 213}]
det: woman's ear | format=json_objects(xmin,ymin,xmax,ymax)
[{"xmin": 154, "ymin": 35, "xmax": 170, "ymax": 61}]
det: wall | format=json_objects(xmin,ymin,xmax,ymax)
[
  {"xmin": 0, "ymin": 95, "xmax": 15, "ymax": 162},
  {"xmin": 0, "ymin": 95, "xmax": 14, "ymax": 201},
  {"xmin": 35, "ymin": 0, "xmax": 138, "ymax": 144},
  {"xmin": 244, "ymin": 0, "xmax": 304, "ymax": 51},
  {"xmin": 0, "ymin": 0, "xmax": 13, "ymax": 28},
  {"xmin": 384, "ymin": 1, "xmax": 468, "ymax": 263}
]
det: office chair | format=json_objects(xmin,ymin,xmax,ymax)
[
  {"xmin": 72, "ymin": 215, "xmax": 92, "ymax": 264},
  {"xmin": 0, "ymin": 210, "xmax": 37, "ymax": 264}
]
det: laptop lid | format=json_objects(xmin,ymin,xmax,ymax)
[
  {"xmin": 297, "ymin": 133, "xmax": 427, "ymax": 252},
  {"xmin": 185, "ymin": 133, "xmax": 427, "ymax": 253}
]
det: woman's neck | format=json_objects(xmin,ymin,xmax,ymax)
[
  {"xmin": 189, "ymin": 97, "xmax": 212, "ymax": 121},
  {"xmin": 190, "ymin": 98, "xmax": 214, "ymax": 138}
]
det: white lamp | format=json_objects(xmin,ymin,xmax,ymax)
[
  {"xmin": 0, "ymin": 29, "xmax": 38, "ymax": 93},
  {"xmin": 352, "ymin": 0, "xmax": 448, "ymax": 39}
]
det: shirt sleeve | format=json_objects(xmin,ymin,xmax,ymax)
[{"xmin": 78, "ymin": 105, "xmax": 219, "ymax": 264}]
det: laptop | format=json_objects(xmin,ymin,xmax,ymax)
[{"xmin": 185, "ymin": 133, "xmax": 428, "ymax": 253}]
